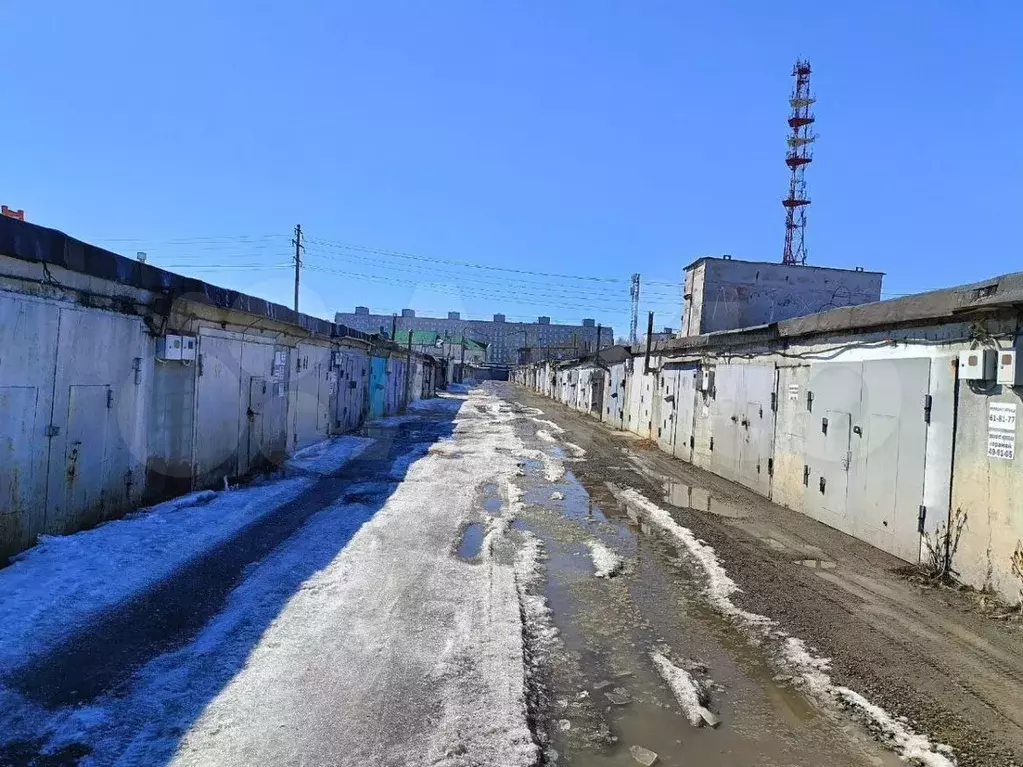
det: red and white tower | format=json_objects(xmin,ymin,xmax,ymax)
[{"xmin": 782, "ymin": 60, "xmax": 815, "ymax": 265}]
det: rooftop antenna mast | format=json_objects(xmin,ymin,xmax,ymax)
[
  {"xmin": 629, "ymin": 273, "xmax": 640, "ymax": 345},
  {"xmin": 782, "ymin": 59, "xmax": 815, "ymax": 265}
]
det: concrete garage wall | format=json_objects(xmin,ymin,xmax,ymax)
[
  {"xmin": 951, "ymin": 385, "xmax": 1023, "ymax": 599},
  {"xmin": 0, "ymin": 217, "xmax": 439, "ymax": 563},
  {"xmin": 0, "ymin": 292, "xmax": 150, "ymax": 560},
  {"xmin": 513, "ymin": 297, "xmax": 1023, "ymax": 603}
]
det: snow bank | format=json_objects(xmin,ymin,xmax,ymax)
[
  {"xmin": 0, "ymin": 476, "xmax": 313, "ymax": 675},
  {"xmin": 533, "ymin": 427, "xmax": 584, "ymax": 459},
  {"xmin": 650, "ymin": 652, "xmax": 713, "ymax": 728},
  {"xmin": 782, "ymin": 638, "xmax": 956, "ymax": 767},
  {"xmin": 614, "ymin": 488, "xmax": 771, "ymax": 628},
  {"xmin": 586, "ymin": 540, "xmax": 624, "ymax": 579},
  {"xmin": 562, "ymin": 441, "xmax": 586, "ymax": 458},
  {"xmin": 286, "ymin": 436, "xmax": 374, "ymax": 475},
  {"xmin": 530, "ymin": 418, "xmax": 564, "ymax": 434},
  {"xmin": 517, "ymin": 448, "xmax": 565, "ymax": 483},
  {"xmin": 614, "ymin": 487, "xmax": 956, "ymax": 767}
]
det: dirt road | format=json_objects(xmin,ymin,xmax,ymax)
[
  {"xmin": 3, "ymin": 383, "xmax": 1020, "ymax": 766},
  {"xmin": 501, "ymin": 382, "xmax": 1023, "ymax": 767}
]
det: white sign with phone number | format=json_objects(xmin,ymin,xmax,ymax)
[{"xmin": 988, "ymin": 402, "xmax": 1016, "ymax": 460}]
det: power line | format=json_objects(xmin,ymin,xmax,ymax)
[
  {"xmin": 100, "ymin": 230, "xmax": 688, "ymax": 292},
  {"xmin": 300, "ymin": 246, "xmax": 683, "ymax": 303},
  {"xmin": 305, "ymin": 236, "xmax": 635, "ymax": 285},
  {"xmin": 302, "ymin": 264, "xmax": 631, "ymax": 315},
  {"xmin": 94, "ymin": 234, "xmax": 287, "ymax": 245},
  {"xmin": 301, "ymin": 249, "xmax": 679, "ymax": 306},
  {"xmin": 160, "ymin": 263, "xmax": 292, "ymax": 270}
]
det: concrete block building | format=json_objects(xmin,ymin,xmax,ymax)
[
  {"xmin": 336, "ymin": 308, "xmax": 613, "ymax": 365},
  {"xmin": 515, "ymin": 269, "xmax": 1023, "ymax": 605},
  {"xmin": 682, "ymin": 256, "xmax": 884, "ymax": 336}
]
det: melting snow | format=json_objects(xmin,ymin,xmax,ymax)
[
  {"xmin": 285, "ymin": 436, "xmax": 374, "ymax": 476},
  {"xmin": 531, "ymin": 418, "xmax": 564, "ymax": 434},
  {"xmin": 0, "ymin": 476, "xmax": 313, "ymax": 677},
  {"xmin": 650, "ymin": 652, "xmax": 714, "ymax": 728},
  {"xmin": 615, "ymin": 486, "xmax": 956, "ymax": 767},
  {"xmin": 586, "ymin": 540, "xmax": 624, "ymax": 578}
]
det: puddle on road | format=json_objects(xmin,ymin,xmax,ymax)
[
  {"xmin": 663, "ymin": 481, "xmax": 748, "ymax": 519},
  {"xmin": 481, "ymin": 483, "xmax": 503, "ymax": 517},
  {"xmin": 456, "ymin": 523, "xmax": 485, "ymax": 561},
  {"xmin": 509, "ymin": 417, "xmax": 901, "ymax": 767}
]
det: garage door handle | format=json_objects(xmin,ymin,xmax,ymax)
[
  {"xmin": 730, "ymin": 415, "xmax": 738, "ymax": 423},
  {"xmin": 853, "ymin": 425, "xmax": 862, "ymax": 436}
]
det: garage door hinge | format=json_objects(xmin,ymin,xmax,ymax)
[
  {"xmin": 917, "ymin": 505, "xmax": 927, "ymax": 534},
  {"xmin": 923, "ymin": 394, "xmax": 932, "ymax": 424},
  {"xmin": 107, "ymin": 389, "xmax": 114, "ymax": 409},
  {"xmin": 132, "ymin": 357, "xmax": 142, "ymax": 385},
  {"xmin": 45, "ymin": 424, "xmax": 60, "ymax": 437},
  {"xmin": 770, "ymin": 391, "xmax": 777, "ymax": 412}
]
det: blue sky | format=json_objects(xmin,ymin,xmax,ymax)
[{"xmin": 4, "ymin": 1, "xmax": 1020, "ymax": 337}]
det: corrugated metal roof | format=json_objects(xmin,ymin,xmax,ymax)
[
  {"xmin": 391, "ymin": 332, "xmax": 488, "ymax": 352},
  {"xmin": 393, "ymin": 331, "xmax": 442, "ymax": 346}
]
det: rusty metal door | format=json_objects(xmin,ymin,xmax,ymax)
[
  {"xmin": 58, "ymin": 385, "xmax": 113, "ymax": 532},
  {"xmin": 194, "ymin": 334, "xmax": 243, "ymax": 485},
  {"xmin": 672, "ymin": 367, "xmax": 697, "ymax": 463},
  {"xmin": 0, "ymin": 386, "xmax": 45, "ymax": 558},
  {"xmin": 247, "ymin": 377, "xmax": 268, "ymax": 470},
  {"xmin": 711, "ymin": 366, "xmax": 743, "ymax": 483},
  {"xmin": 0, "ymin": 294, "xmax": 60, "ymax": 557},
  {"xmin": 656, "ymin": 367, "xmax": 680, "ymax": 455}
]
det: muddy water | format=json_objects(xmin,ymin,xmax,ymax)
[{"xmin": 508, "ymin": 412, "xmax": 899, "ymax": 767}]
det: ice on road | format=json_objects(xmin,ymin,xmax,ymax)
[
  {"xmin": 0, "ymin": 435, "xmax": 372, "ymax": 679},
  {"xmin": 169, "ymin": 388, "xmax": 540, "ymax": 767}
]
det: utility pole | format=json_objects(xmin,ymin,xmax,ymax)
[
  {"xmin": 596, "ymin": 323, "xmax": 602, "ymax": 351},
  {"xmin": 644, "ymin": 311, "xmax": 654, "ymax": 374},
  {"xmin": 391, "ymin": 313, "xmax": 397, "ymax": 340},
  {"xmin": 629, "ymin": 273, "xmax": 640, "ymax": 346},
  {"xmin": 459, "ymin": 338, "xmax": 466, "ymax": 383},
  {"xmin": 292, "ymin": 224, "xmax": 303, "ymax": 313},
  {"xmin": 404, "ymin": 332, "xmax": 413, "ymax": 408}
]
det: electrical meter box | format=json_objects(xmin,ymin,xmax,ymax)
[
  {"xmin": 996, "ymin": 349, "xmax": 1021, "ymax": 386},
  {"xmin": 958, "ymin": 349, "xmax": 996, "ymax": 380},
  {"xmin": 180, "ymin": 335, "xmax": 197, "ymax": 361},
  {"xmin": 156, "ymin": 334, "xmax": 184, "ymax": 361}
]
